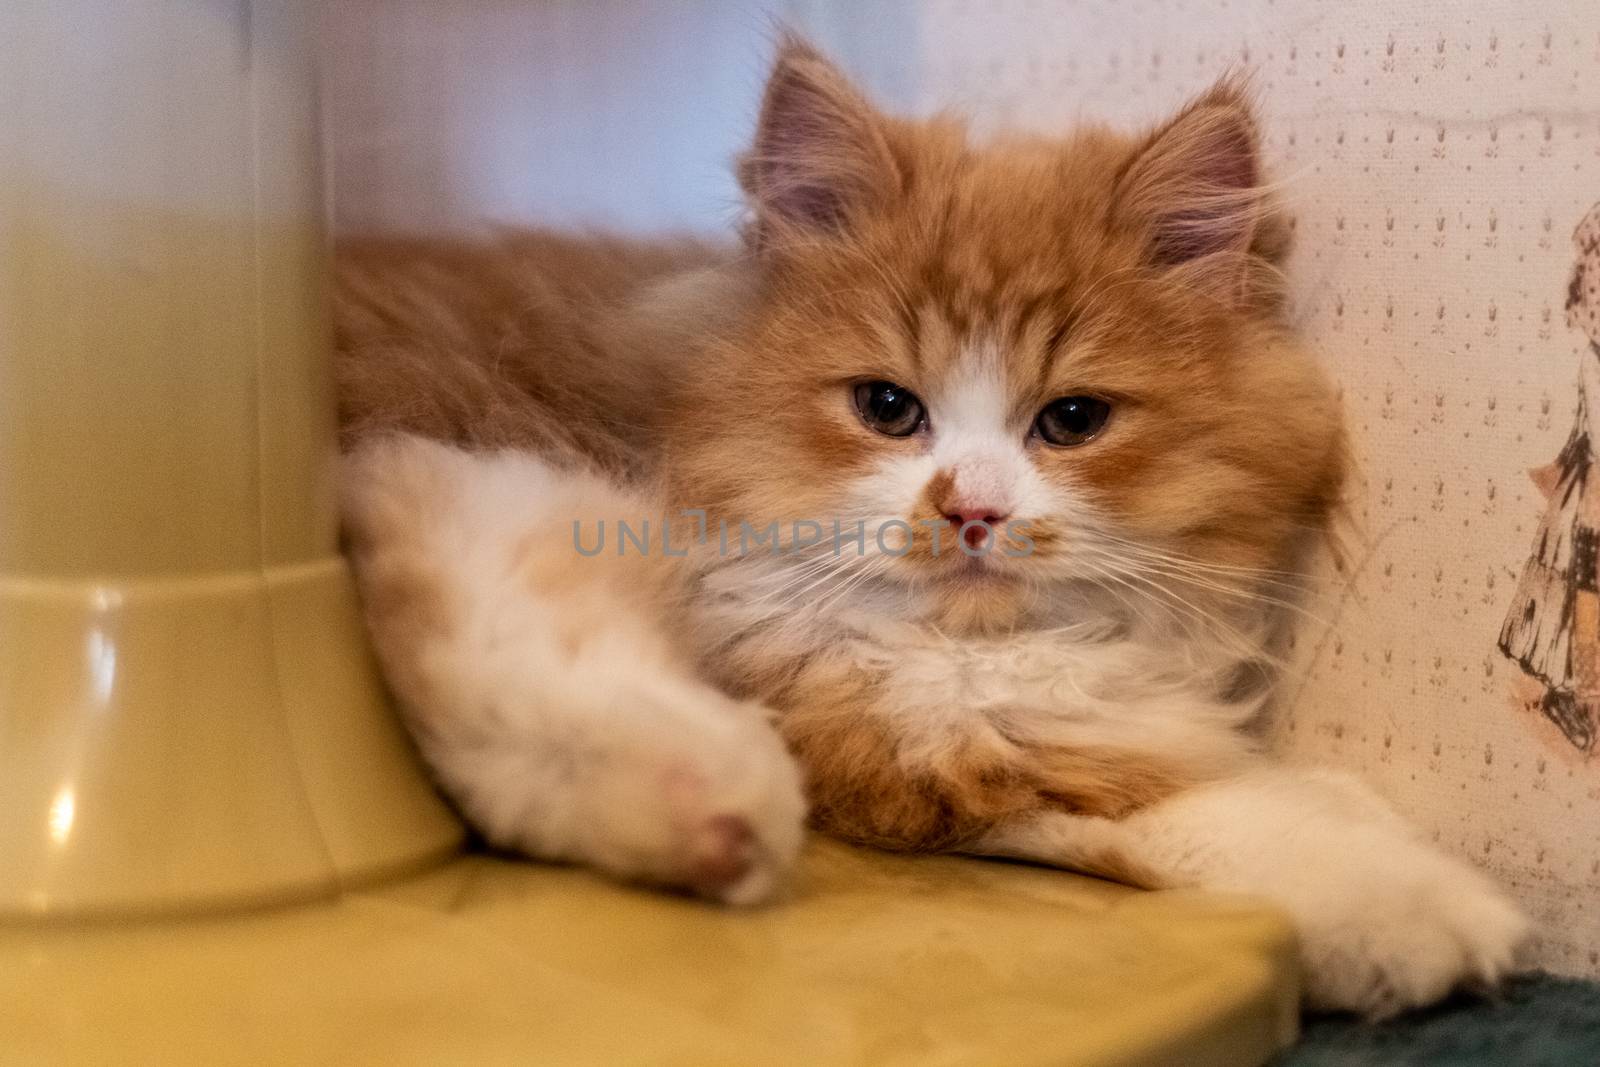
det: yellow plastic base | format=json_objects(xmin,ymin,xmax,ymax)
[
  {"xmin": 0, "ymin": 840, "xmax": 1299, "ymax": 1066},
  {"xmin": 1, "ymin": 0, "xmax": 461, "ymax": 921},
  {"xmin": 0, "ymin": 560, "xmax": 462, "ymax": 918}
]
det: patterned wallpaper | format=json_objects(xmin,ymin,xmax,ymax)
[
  {"xmin": 324, "ymin": 0, "xmax": 1600, "ymax": 974},
  {"xmin": 823, "ymin": 0, "xmax": 1600, "ymax": 975}
]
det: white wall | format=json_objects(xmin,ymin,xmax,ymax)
[{"xmin": 325, "ymin": 0, "xmax": 778, "ymax": 234}]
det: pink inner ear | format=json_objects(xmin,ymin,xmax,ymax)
[
  {"xmin": 740, "ymin": 42, "xmax": 899, "ymax": 239},
  {"xmin": 1123, "ymin": 97, "xmax": 1263, "ymax": 267},
  {"xmin": 748, "ymin": 85, "xmax": 857, "ymax": 231},
  {"xmin": 1149, "ymin": 120, "xmax": 1259, "ymax": 264}
]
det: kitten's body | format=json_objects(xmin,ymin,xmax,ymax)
[
  {"xmin": 337, "ymin": 41, "xmax": 1529, "ymax": 1015},
  {"xmin": 337, "ymin": 231, "xmax": 733, "ymax": 467}
]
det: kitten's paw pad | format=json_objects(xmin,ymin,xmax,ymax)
[
  {"xmin": 534, "ymin": 705, "xmax": 807, "ymax": 908},
  {"xmin": 652, "ymin": 742, "xmax": 806, "ymax": 906},
  {"xmin": 1299, "ymin": 861, "xmax": 1531, "ymax": 1018},
  {"xmin": 686, "ymin": 814, "xmax": 758, "ymax": 895},
  {"xmin": 679, "ymin": 811, "xmax": 794, "ymax": 906}
]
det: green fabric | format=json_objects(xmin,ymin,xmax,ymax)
[{"xmin": 1279, "ymin": 975, "xmax": 1600, "ymax": 1067}]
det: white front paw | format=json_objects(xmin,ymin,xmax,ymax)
[
  {"xmin": 639, "ymin": 719, "xmax": 809, "ymax": 906},
  {"xmin": 1295, "ymin": 849, "xmax": 1531, "ymax": 1017},
  {"xmin": 449, "ymin": 689, "xmax": 808, "ymax": 907}
]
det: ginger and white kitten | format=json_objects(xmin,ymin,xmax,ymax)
[{"xmin": 336, "ymin": 40, "xmax": 1529, "ymax": 1015}]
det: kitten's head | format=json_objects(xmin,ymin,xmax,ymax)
[{"xmin": 672, "ymin": 38, "xmax": 1344, "ymax": 634}]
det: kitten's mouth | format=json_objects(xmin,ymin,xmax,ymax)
[{"xmin": 932, "ymin": 552, "xmax": 1015, "ymax": 586}]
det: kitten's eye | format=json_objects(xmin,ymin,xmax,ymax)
[
  {"xmin": 1035, "ymin": 396, "xmax": 1111, "ymax": 446},
  {"xmin": 853, "ymin": 380, "xmax": 925, "ymax": 437}
]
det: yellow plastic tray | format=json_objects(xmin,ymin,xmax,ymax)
[{"xmin": 0, "ymin": 840, "xmax": 1298, "ymax": 1066}]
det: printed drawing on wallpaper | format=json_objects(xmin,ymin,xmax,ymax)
[{"xmin": 1500, "ymin": 200, "xmax": 1600, "ymax": 760}]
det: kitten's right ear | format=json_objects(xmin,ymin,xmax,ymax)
[{"xmin": 738, "ymin": 36, "xmax": 901, "ymax": 247}]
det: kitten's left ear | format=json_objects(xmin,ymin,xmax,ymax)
[{"xmin": 1114, "ymin": 78, "xmax": 1282, "ymax": 301}]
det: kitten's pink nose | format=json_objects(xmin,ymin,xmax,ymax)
[{"xmin": 943, "ymin": 508, "xmax": 1009, "ymax": 549}]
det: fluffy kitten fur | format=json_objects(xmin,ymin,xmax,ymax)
[{"xmin": 336, "ymin": 39, "xmax": 1528, "ymax": 1015}]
